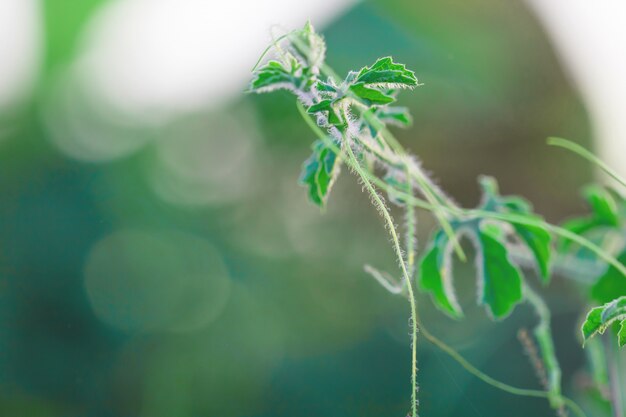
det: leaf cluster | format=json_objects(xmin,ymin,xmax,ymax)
[
  {"xmin": 251, "ymin": 23, "xmax": 416, "ymax": 208},
  {"xmin": 249, "ymin": 23, "xmax": 626, "ymax": 417},
  {"xmin": 419, "ymin": 176, "xmax": 551, "ymax": 319},
  {"xmin": 251, "ymin": 24, "xmax": 559, "ymax": 325}
]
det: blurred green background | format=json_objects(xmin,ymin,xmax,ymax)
[{"xmin": 0, "ymin": 0, "xmax": 611, "ymax": 416}]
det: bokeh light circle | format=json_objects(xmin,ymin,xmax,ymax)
[
  {"xmin": 84, "ymin": 229, "xmax": 231, "ymax": 333},
  {"xmin": 146, "ymin": 110, "xmax": 259, "ymax": 206},
  {"xmin": 0, "ymin": 0, "xmax": 41, "ymax": 110}
]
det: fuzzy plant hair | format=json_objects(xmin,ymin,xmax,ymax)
[{"xmin": 249, "ymin": 22, "xmax": 625, "ymax": 417}]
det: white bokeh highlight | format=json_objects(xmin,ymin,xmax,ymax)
[
  {"xmin": 527, "ymin": 0, "xmax": 626, "ymax": 179},
  {"xmin": 146, "ymin": 108, "xmax": 260, "ymax": 206},
  {"xmin": 85, "ymin": 229, "xmax": 232, "ymax": 333},
  {"xmin": 0, "ymin": 0, "xmax": 42, "ymax": 110},
  {"xmin": 76, "ymin": 0, "xmax": 356, "ymax": 124}
]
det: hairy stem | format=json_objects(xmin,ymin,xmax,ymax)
[
  {"xmin": 524, "ymin": 284, "xmax": 564, "ymax": 413},
  {"xmin": 297, "ymin": 102, "xmax": 626, "ymax": 279},
  {"xmin": 344, "ymin": 141, "xmax": 419, "ymax": 417},
  {"xmin": 251, "ymin": 31, "xmax": 294, "ymax": 72},
  {"xmin": 344, "ymin": 83, "xmax": 465, "ymax": 261},
  {"xmin": 263, "ymin": 31, "xmax": 617, "ymax": 417},
  {"xmin": 405, "ymin": 164, "xmax": 417, "ymax": 280},
  {"xmin": 604, "ymin": 334, "xmax": 624, "ymax": 417},
  {"xmin": 407, "ymin": 161, "xmax": 466, "ymax": 262}
]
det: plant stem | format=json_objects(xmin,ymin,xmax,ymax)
[
  {"xmin": 350, "ymin": 114, "xmax": 466, "ymax": 261},
  {"xmin": 297, "ymin": 101, "xmax": 626, "ymax": 280},
  {"xmin": 269, "ymin": 33, "xmax": 608, "ymax": 417},
  {"xmin": 465, "ymin": 209, "xmax": 626, "ymax": 279},
  {"xmin": 524, "ymin": 284, "xmax": 564, "ymax": 412},
  {"xmin": 405, "ymin": 164, "xmax": 416, "ymax": 280},
  {"xmin": 344, "ymin": 141, "xmax": 420, "ymax": 417},
  {"xmin": 547, "ymin": 137, "xmax": 626, "ymax": 189},
  {"xmin": 418, "ymin": 319, "xmax": 588, "ymax": 417},
  {"xmin": 604, "ymin": 334, "xmax": 624, "ymax": 417},
  {"xmin": 296, "ymin": 103, "xmax": 621, "ymax": 417},
  {"xmin": 407, "ymin": 161, "xmax": 466, "ymax": 262}
]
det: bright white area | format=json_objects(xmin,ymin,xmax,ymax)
[
  {"xmin": 0, "ymin": 0, "xmax": 42, "ymax": 109},
  {"xmin": 76, "ymin": 0, "xmax": 356, "ymax": 124},
  {"xmin": 526, "ymin": 0, "xmax": 626, "ymax": 179}
]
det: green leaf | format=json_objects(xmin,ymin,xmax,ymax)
[
  {"xmin": 377, "ymin": 107, "xmax": 412, "ymax": 127},
  {"xmin": 307, "ymin": 100, "xmax": 345, "ymax": 126},
  {"xmin": 583, "ymin": 185, "xmax": 619, "ymax": 226},
  {"xmin": 561, "ymin": 216, "xmax": 604, "ymax": 236},
  {"xmin": 250, "ymin": 60, "xmax": 296, "ymax": 92},
  {"xmin": 557, "ymin": 186, "xmax": 623, "ymax": 254},
  {"xmin": 317, "ymin": 145, "xmax": 339, "ymax": 196},
  {"xmin": 478, "ymin": 176, "xmax": 533, "ymax": 214},
  {"xmin": 355, "ymin": 57, "xmax": 418, "ymax": 88},
  {"xmin": 502, "ymin": 196, "xmax": 533, "ymax": 214},
  {"xmin": 562, "ymin": 186, "xmax": 622, "ymax": 240},
  {"xmin": 558, "ymin": 216, "xmax": 606, "ymax": 253},
  {"xmin": 418, "ymin": 232, "xmax": 462, "ymax": 318},
  {"xmin": 601, "ymin": 296, "xmax": 626, "ymax": 322},
  {"xmin": 559, "ymin": 186, "xmax": 621, "ymax": 251},
  {"xmin": 314, "ymin": 80, "xmax": 337, "ymax": 93},
  {"xmin": 361, "ymin": 107, "xmax": 411, "ymax": 142},
  {"xmin": 299, "ymin": 139, "xmax": 341, "ymax": 207},
  {"xmin": 513, "ymin": 223, "xmax": 552, "ymax": 283},
  {"xmin": 421, "ymin": 184, "xmax": 530, "ymax": 319},
  {"xmin": 299, "ymin": 154, "xmax": 322, "ymax": 205},
  {"xmin": 582, "ymin": 306, "xmax": 604, "ymax": 341},
  {"xmin": 477, "ymin": 176, "xmax": 551, "ymax": 283},
  {"xmin": 307, "ymin": 99, "xmax": 332, "ymax": 113},
  {"xmin": 474, "ymin": 223, "xmax": 524, "ymax": 319},
  {"xmin": 591, "ymin": 251, "xmax": 626, "ymax": 303},
  {"xmin": 291, "ymin": 21, "xmax": 326, "ymax": 69},
  {"xmin": 349, "ymin": 83, "xmax": 395, "ymax": 105},
  {"xmin": 582, "ymin": 296, "xmax": 626, "ymax": 347}
]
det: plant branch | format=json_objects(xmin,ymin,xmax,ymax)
[
  {"xmin": 524, "ymin": 283, "xmax": 564, "ymax": 413},
  {"xmin": 604, "ymin": 334, "xmax": 624, "ymax": 417},
  {"xmin": 344, "ymin": 140, "xmax": 420, "ymax": 417},
  {"xmin": 296, "ymin": 102, "xmax": 626, "ymax": 280},
  {"xmin": 405, "ymin": 163, "xmax": 417, "ymax": 281},
  {"xmin": 548, "ymin": 137, "xmax": 626, "ymax": 189},
  {"xmin": 418, "ymin": 319, "xmax": 588, "ymax": 417},
  {"xmin": 257, "ymin": 27, "xmax": 620, "ymax": 417}
]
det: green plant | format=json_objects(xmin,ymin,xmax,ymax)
[
  {"xmin": 547, "ymin": 138, "xmax": 626, "ymax": 417},
  {"xmin": 249, "ymin": 23, "xmax": 625, "ymax": 417},
  {"xmin": 547, "ymin": 140, "xmax": 626, "ymax": 345}
]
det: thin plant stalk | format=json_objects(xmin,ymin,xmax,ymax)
[
  {"xmin": 254, "ymin": 28, "xmax": 622, "ymax": 417},
  {"xmin": 604, "ymin": 334, "xmax": 624, "ymax": 417},
  {"xmin": 418, "ymin": 319, "xmax": 588, "ymax": 417},
  {"xmin": 524, "ymin": 284, "xmax": 563, "ymax": 411},
  {"xmin": 547, "ymin": 137, "xmax": 626, "ymax": 189},
  {"xmin": 344, "ymin": 140, "xmax": 420, "ymax": 417},
  {"xmin": 297, "ymin": 102, "xmax": 626, "ymax": 279}
]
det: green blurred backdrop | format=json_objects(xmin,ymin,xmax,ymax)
[{"xmin": 0, "ymin": 1, "xmax": 607, "ymax": 416}]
